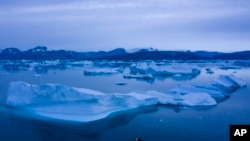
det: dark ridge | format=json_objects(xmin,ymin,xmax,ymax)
[{"xmin": 0, "ymin": 46, "xmax": 250, "ymax": 60}]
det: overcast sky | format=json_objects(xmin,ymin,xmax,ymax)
[{"xmin": 0, "ymin": 0, "xmax": 250, "ymax": 52}]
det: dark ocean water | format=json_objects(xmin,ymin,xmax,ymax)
[{"xmin": 0, "ymin": 63, "xmax": 249, "ymax": 141}]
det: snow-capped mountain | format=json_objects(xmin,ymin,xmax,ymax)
[
  {"xmin": 126, "ymin": 47, "xmax": 158, "ymax": 53},
  {"xmin": 27, "ymin": 46, "xmax": 48, "ymax": 53},
  {"xmin": 0, "ymin": 46, "xmax": 250, "ymax": 60},
  {"xmin": 1, "ymin": 48, "xmax": 21, "ymax": 54}
]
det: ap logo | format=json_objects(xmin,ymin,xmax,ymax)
[
  {"xmin": 234, "ymin": 129, "xmax": 247, "ymax": 136},
  {"xmin": 230, "ymin": 125, "xmax": 250, "ymax": 141}
]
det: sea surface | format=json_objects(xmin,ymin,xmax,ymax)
[{"xmin": 0, "ymin": 60, "xmax": 249, "ymax": 141}]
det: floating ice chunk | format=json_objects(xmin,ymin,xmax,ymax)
[
  {"xmin": 170, "ymin": 84, "xmax": 227, "ymax": 98},
  {"xmin": 144, "ymin": 91, "xmax": 216, "ymax": 106},
  {"xmin": 158, "ymin": 64, "xmax": 200, "ymax": 76},
  {"xmin": 68, "ymin": 61, "xmax": 93, "ymax": 67},
  {"xmin": 144, "ymin": 90, "xmax": 177, "ymax": 104},
  {"xmin": 129, "ymin": 62, "xmax": 200, "ymax": 77},
  {"xmin": 180, "ymin": 93, "xmax": 217, "ymax": 106},
  {"xmin": 6, "ymin": 82, "xmax": 218, "ymax": 108},
  {"xmin": 219, "ymin": 66, "xmax": 241, "ymax": 70},
  {"xmin": 225, "ymin": 75, "xmax": 246, "ymax": 87},
  {"xmin": 6, "ymin": 81, "xmax": 106, "ymax": 106},
  {"xmin": 123, "ymin": 74, "xmax": 155, "ymax": 80},
  {"xmin": 213, "ymin": 75, "xmax": 246, "ymax": 88},
  {"xmin": 98, "ymin": 92, "xmax": 158, "ymax": 108},
  {"xmin": 6, "ymin": 81, "xmax": 159, "ymax": 108},
  {"xmin": 73, "ymin": 87, "xmax": 105, "ymax": 96},
  {"xmin": 124, "ymin": 92, "xmax": 158, "ymax": 107},
  {"xmin": 84, "ymin": 68, "xmax": 120, "ymax": 76},
  {"xmin": 129, "ymin": 62, "xmax": 156, "ymax": 75},
  {"xmin": 6, "ymin": 81, "xmax": 218, "ymax": 122}
]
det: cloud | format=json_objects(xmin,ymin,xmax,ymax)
[
  {"xmin": 0, "ymin": 0, "xmax": 250, "ymax": 51},
  {"xmin": 3, "ymin": 1, "xmax": 141, "ymax": 14}
]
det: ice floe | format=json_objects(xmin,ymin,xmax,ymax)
[
  {"xmin": 83, "ymin": 68, "xmax": 121, "ymax": 76},
  {"xmin": 143, "ymin": 91, "xmax": 216, "ymax": 106},
  {"xmin": 123, "ymin": 74, "xmax": 154, "ymax": 80},
  {"xmin": 130, "ymin": 62, "xmax": 200, "ymax": 76},
  {"xmin": 212, "ymin": 75, "xmax": 247, "ymax": 93},
  {"xmin": 127, "ymin": 62, "xmax": 200, "ymax": 82},
  {"xmin": 170, "ymin": 85, "xmax": 227, "ymax": 98},
  {"xmin": 213, "ymin": 75, "xmax": 246, "ymax": 88},
  {"xmin": 5, "ymin": 74, "xmax": 246, "ymax": 122},
  {"xmin": 6, "ymin": 81, "xmax": 218, "ymax": 122}
]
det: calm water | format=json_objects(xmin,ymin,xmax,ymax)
[{"xmin": 0, "ymin": 62, "xmax": 250, "ymax": 141}]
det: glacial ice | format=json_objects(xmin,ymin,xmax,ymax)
[
  {"xmin": 6, "ymin": 74, "xmax": 246, "ymax": 122},
  {"xmin": 22, "ymin": 103, "xmax": 130, "ymax": 122},
  {"xmin": 6, "ymin": 81, "xmax": 105, "ymax": 106},
  {"xmin": 170, "ymin": 85, "xmax": 227, "ymax": 98},
  {"xmin": 176, "ymin": 93, "xmax": 217, "ymax": 106},
  {"xmin": 123, "ymin": 74, "xmax": 155, "ymax": 80},
  {"xmin": 143, "ymin": 91, "xmax": 216, "ymax": 106},
  {"xmin": 124, "ymin": 62, "xmax": 201, "ymax": 82},
  {"xmin": 6, "ymin": 81, "xmax": 160, "ymax": 108},
  {"xmin": 129, "ymin": 62, "xmax": 200, "ymax": 77},
  {"xmin": 83, "ymin": 68, "xmax": 121, "ymax": 76},
  {"xmin": 6, "ymin": 81, "xmax": 218, "ymax": 122},
  {"xmin": 212, "ymin": 75, "xmax": 247, "ymax": 89}
]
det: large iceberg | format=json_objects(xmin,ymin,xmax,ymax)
[
  {"xmin": 6, "ymin": 81, "xmax": 217, "ymax": 122},
  {"xmin": 6, "ymin": 81, "xmax": 157, "ymax": 108},
  {"xmin": 6, "ymin": 74, "xmax": 245, "ymax": 122}
]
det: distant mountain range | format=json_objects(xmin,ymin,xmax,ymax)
[{"xmin": 0, "ymin": 46, "xmax": 250, "ymax": 60}]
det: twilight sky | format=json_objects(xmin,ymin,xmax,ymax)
[{"xmin": 0, "ymin": 0, "xmax": 250, "ymax": 52}]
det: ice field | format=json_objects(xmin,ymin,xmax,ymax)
[{"xmin": 0, "ymin": 60, "xmax": 249, "ymax": 141}]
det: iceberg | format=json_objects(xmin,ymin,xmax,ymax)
[
  {"xmin": 170, "ymin": 85, "xmax": 228, "ymax": 98},
  {"xmin": 6, "ymin": 81, "xmax": 106, "ymax": 106},
  {"xmin": 212, "ymin": 75, "xmax": 247, "ymax": 92},
  {"xmin": 171, "ymin": 75, "xmax": 246, "ymax": 98},
  {"xmin": 129, "ymin": 62, "xmax": 200, "ymax": 77},
  {"xmin": 6, "ymin": 81, "xmax": 217, "ymax": 122},
  {"xmin": 176, "ymin": 93, "xmax": 217, "ymax": 106},
  {"xmin": 83, "ymin": 68, "xmax": 121, "ymax": 76},
  {"xmin": 143, "ymin": 91, "xmax": 216, "ymax": 106},
  {"xmin": 99, "ymin": 92, "xmax": 159, "ymax": 108},
  {"xmin": 123, "ymin": 74, "xmax": 155, "ymax": 80},
  {"xmin": 6, "ymin": 81, "xmax": 159, "ymax": 108}
]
